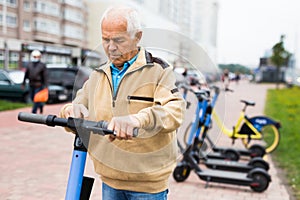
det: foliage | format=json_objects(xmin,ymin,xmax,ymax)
[
  {"xmin": 218, "ymin": 64, "xmax": 252, "ymax": 74},
  {"xmin": 270, "ymin": 35, "xmax": 292, "ymax": 89},
  {"xmin": 265, "ymin": 87, "xmax": 300, "ymax": 199},
  {"xmin": 270, "ymin": 35, "xmax": 291, "ymax": 68}
]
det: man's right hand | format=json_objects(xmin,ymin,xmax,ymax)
[{"xmin": 64, "ymin": 104, "xmax": 89, "ymax": 118}]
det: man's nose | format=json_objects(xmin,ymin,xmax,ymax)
[{"xmin": 108, "ymin": 41, "xmax": 117, "ymax": 51}]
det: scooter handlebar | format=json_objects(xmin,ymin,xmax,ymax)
[
  {"xmin": 18, "ymin": 112, "xmax": 138, "ymax": 137},
  {"xmin": 18, "ymin": 112, "xmax": 49, "ymax": 125}
]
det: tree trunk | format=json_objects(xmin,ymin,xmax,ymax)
[{"xmin": 276, "ymin": 67, "xmax": 280, "ymax": 89}]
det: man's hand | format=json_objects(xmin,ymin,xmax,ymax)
[
  {"xmin": 64, "ymin": 104, "xmax": 89, "ymax": 118},
  {"xmin": 108, "ymin": 115, "xmax": 140, "ymax": 142}
]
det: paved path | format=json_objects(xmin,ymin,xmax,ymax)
[{"xmin": 0, "ymin": 80, "xmax": 293, "ymax": 200}]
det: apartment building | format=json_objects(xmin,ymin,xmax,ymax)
[
  {"xmin": 133, "ymin": 0, "xmax": 219, "ymax": 63},
  {"xmin": 0, "ymin": 0, "xmax": 101, "ymax": 69}
]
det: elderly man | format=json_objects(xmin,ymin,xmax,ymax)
[{"xmin": 60, "ymin": 6, "xmax": 185, "ymax": 200}]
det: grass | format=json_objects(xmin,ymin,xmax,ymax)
[
  {"xmin": 0, "ymin": 100, "xmax": 31, "ymax": 112},
  {"xmin": 265, "ymin": 87, "xmax": 300, "ymax": 199}
]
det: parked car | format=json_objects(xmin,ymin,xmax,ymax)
[
  {"xmin": 0, "ymin": 69, "xmax": 68, "ymax": 104},
  {"xmin": 46, "ymin": 64, "xmax": 92, "ymax": 100},
  {"xmin": 285, "ymin": 67, "xmax": 300, "ymax": 87}
]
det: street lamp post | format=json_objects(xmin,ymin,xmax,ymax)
[{"xmin": 2, "ymin": 0, "xmax": 9, "ymax": 70}]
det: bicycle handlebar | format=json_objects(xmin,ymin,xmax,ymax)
[{"xmin": 18, "ymin": 112, "xmax": 138, "ymax": 137}]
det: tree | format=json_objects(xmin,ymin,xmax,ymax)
[{"xmin": 270, "ymin": 35, "xmax": 291, "ymax": 89}]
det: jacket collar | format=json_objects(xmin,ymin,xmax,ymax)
[{"xmin": 98, "ymin": 47, "xmax": 154, "ymax": 75}]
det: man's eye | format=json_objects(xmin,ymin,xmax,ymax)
[{"xmin": 114, "ymin": 38, "xmax": 124, "ymax": 43}]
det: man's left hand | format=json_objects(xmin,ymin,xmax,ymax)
[{"xmin": 108, "ymin": 115, "xmax": 140, "ymax": 141}]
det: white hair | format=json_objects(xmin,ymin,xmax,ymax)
[
  {"xmin": 31, "ymin": 50, "xmax": 41, "ymax": 57},
  {"xmin": 101, "ymin": 6, "xmax": 142, "ymax": 38}
]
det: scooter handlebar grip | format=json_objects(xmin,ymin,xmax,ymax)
[
  {"xmin": 98, "ymin": 121, "xmax": 139, "ymax": 137},
  {"xmin": 18, "ymin": 112, "xmax": 48, "ymax": 125}
]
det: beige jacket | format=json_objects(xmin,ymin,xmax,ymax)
[{"xmin": 60, "ymin": 47, "xmax": 186, "ymax": 193}]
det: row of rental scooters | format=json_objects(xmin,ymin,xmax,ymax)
[{"xmin": 173, "ymin": 85, "xmax": 272, "ymax": 193}]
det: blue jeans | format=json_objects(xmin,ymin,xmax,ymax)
[
  {"xmin": 102, "ymin": 183, "xmax": 169, "ymax": 200},
  {"xmin": 30, "ymin": 86, "xmax": 44, "ymax": 113}
]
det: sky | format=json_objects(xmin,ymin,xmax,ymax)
[{"xmin": 217, "ymin": 0, "xmax": 300, "ymax": 67}]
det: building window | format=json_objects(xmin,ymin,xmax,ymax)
[
  {"xmin": 9, "ymin": 51, "xmax": 19, "ymax": 69},
  {"xmin": 0, "ymin": 12, "xmax": 17, "ymax": 27},
  {"xmin": 33, "ymin": 1, "xmax": 60, "ymax": 17},
  {"xmin": 63, "ymin": 0, "xmax": 83, "ymax": 8},
  {"xmin": 64, "ymin": 25, "xmax": 84, "ymax": 40},
  {"xmin": 64, "ymin": 8, "xmax": 83, "ymax": 23},
  {"xmin": 34, "ymin": 18, "xmax": 60, "ymax": 35},
  {"xmin": 0, "ymin": 51, "xmax": 4, "ymax": 68},
  {"xmin": 23, "ymin": 1, "xmax": 30, "ymax": 11},
  {"xmin": 0, "ymin": 0, "xmax": 18, "ymax": 7},
  {"xmin": 23, "ymin": 20, "xmax": 31, "ymax": 31}
]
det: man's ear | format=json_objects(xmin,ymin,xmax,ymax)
[{"xmin": 135, "ymin": 31, "xmax": 143, "ymax": 42}]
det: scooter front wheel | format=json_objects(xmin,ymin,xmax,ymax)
[
  {"xmin": 173, "ymin": 162, "xmax": 191, "ymax": 182},
  {"xmin": 249, "ymin": 144, "xmax": 266, "ymax": 158},
  {"xmin": 249, "ymin": 172, "xmax": 270, "ymax": 192},
  {"xmin": 248, "ymin": 157, "xmax": 269, "ymax": 171},
  {"xmin": 223, "ymin": 149, "xmax": 240, "ymax": 161}
]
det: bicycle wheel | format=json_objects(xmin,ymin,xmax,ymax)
[
  {"xmin": 184, "ymin": 123, "xmax": 209, "ymax": 152},
  {"xmin": 183, "ymin": 123, "xmax": 192, "ymax": 145},
  {"xmin": 261, "ymin": 124, "xmax": 280, "ymax": 153}
]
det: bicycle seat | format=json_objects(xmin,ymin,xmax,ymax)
[{"xmin": 240, "ymin": 100, "xmax": 255, "ymax": 106}]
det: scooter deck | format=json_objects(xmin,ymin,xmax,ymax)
[
  {"xmin": 197, "ymin": 169, "xmax": 252, "ymax": 186},
  {"xmin": 206, "ymin": 151, "xmax": 227, "ymax": 160},
  {"xmin": 204, "ymin": 159, "xmax": 252, "ymax": 172},
  {"xmin": 213, "ymin": 147, "xmax": 252, "ymax": 156}
]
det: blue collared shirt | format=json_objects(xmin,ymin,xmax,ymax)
[{"xmin": 110, "ymin": 54, "xmax": 138, "ymax": 96}]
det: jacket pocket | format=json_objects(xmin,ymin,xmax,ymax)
[
  {"xmin": 127, "ymin": 95, "xmax": 154, "ymax": 103},
  {"xmin": 127, "ymin": 95, "xmax": 154, "ymax": 114}
]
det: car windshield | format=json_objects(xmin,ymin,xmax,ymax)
[
  {"xmin": 8, "ymin": 71, "xmax": 25, "ymax": 84},
  {"xmin": 48, "ymin": 70, "xmax": 76, "ymax": 80}
]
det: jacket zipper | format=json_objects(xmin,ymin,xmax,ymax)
[
  {"xmin": 101, "ymin": 64, "xmax": 154, "ymax": 107},
  {"xmin": 99, "ymin": 69, "xmax": 115, "ymax": 107}
]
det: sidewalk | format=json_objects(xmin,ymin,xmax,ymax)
[{"xmin": 0, "ymin": 80, "xmax": 293, "ymax": 200}]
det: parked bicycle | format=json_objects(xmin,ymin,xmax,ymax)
[{"xmin": 183, "ymin": 86, "xmax": 281, "ymax": 157}]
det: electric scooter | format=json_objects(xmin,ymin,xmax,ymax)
[
  {"xmin": 18, "ymin": 112, "xmax": 138, "ymax": 200},
  {"xmin": 183, "ymin": 85, "xmax": 267, "ymax": 161},
  {"xmin": 173, "ymin": 90, "xmax": 271, "ymax": 192},
  {"xmin": 182, "ymin": 87, "xmax": 269, "ymax": 172}
]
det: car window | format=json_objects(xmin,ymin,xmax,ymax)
[
  {"xmin": 48, "ymin": 69, "xmax": 76, "ymax": 79},
  {"xmin": 0, "ymin": 72, "xmax": 8, "ymax": 81},
  {"xmin": 48, "ymin": 70, "xmax": 62, "ymax": 79},
  {"xmin": 8, "ymin": 71, "xmax": 25, "ymax": 84},
  {"xmin": 64, "ymin": 71, "xmax": 76, "ymax": 80}
]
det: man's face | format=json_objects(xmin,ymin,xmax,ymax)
[{"xmin": 101, "ymin": 17, "xmax": 141, "ymax": 67}]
